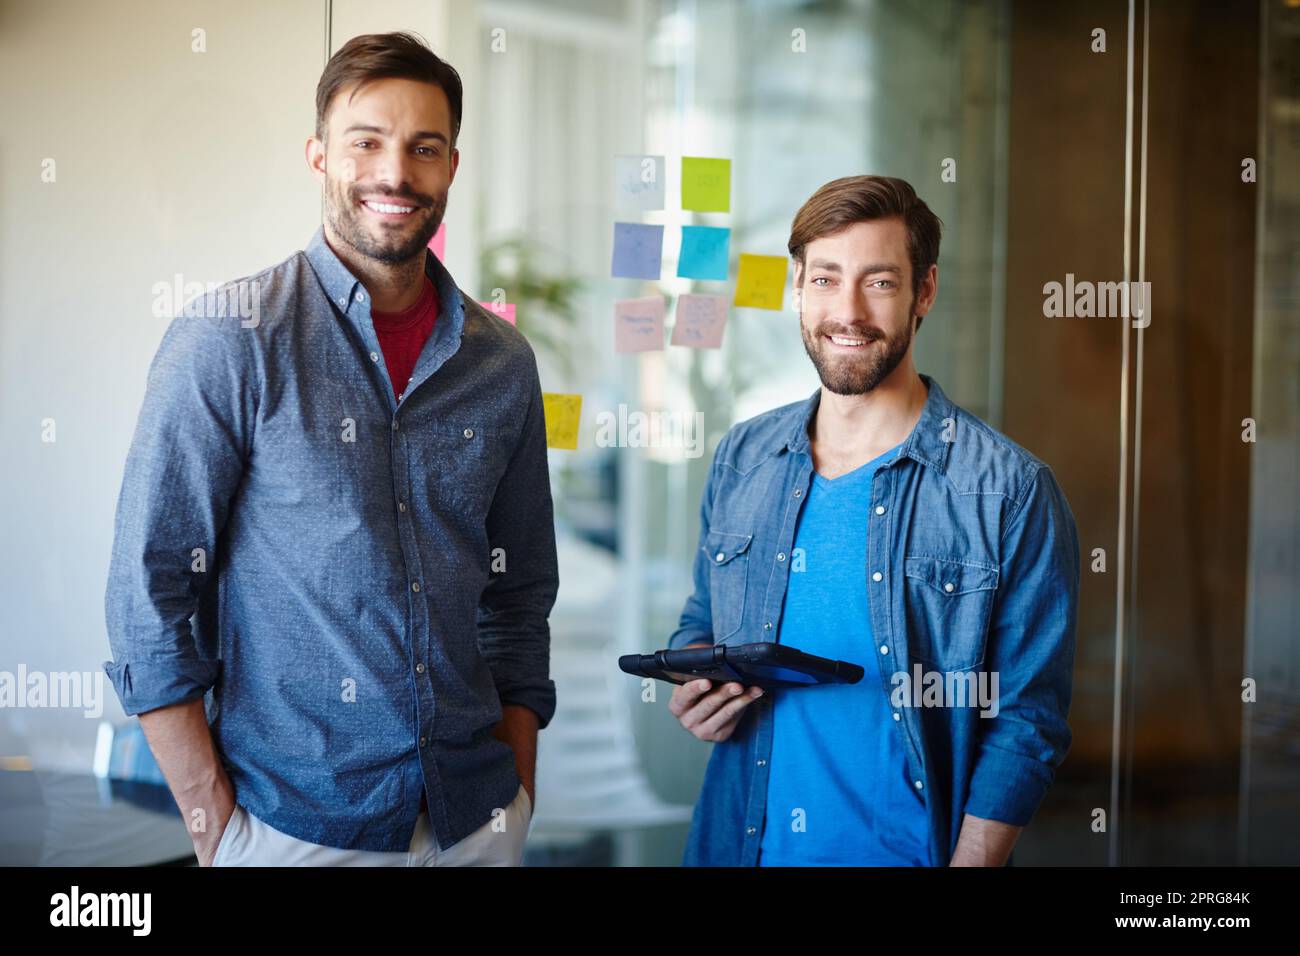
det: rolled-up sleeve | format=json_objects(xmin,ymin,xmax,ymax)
[
  {"xmin": 103, "ymin": 305, "xmax": 256, "ymax": 717},
  {"xmin": 964, "ymin": 464, "xmax": 1079, "ymax": 825},
  {"xmin": 667, "ymin": 430, "xmax": 730, "ymax": 650},
  {"xmin": 475, "ymin": 355, "xmax": 559, "ymax": 729}
]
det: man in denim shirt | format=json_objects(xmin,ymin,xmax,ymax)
[
  {"xmin": 668, "ymin": 175, "xmax": 1079, "ymax": 867},
  {"xmin": 103, "ymin": 33, "xmax": 555, "ymax": 866}
]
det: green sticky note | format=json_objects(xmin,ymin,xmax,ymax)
[
  {"xmin": 733, "ymin": 254, "xmax": 787, "ymax": 310},
  {"xmin": 681, "ymin": 157, "xmax": 731, "ymax": 212}
]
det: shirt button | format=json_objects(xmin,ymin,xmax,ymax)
[
  {"xmin": 914, "ymin": 780, "xmax": 924, "ymax": 790},
  {"xmin": 338, "ymin": 295, "xmax": 347, "ymax": 306},
  {"xmin": 370, "ymin": 351, "xmax": 379, "ymax": 362},
  {"xmin": 872, "ymin": 571, "xmax": 883, "ymax": 582},
  {"xmin": 776, "ymin": 552, "xmax": 786, "ymax": 562},
  {"xmin": 764, "ymin": 621, "xmax": 773, "ymax": 630},
  {"xmin": 746, "ymin": 826, "xmax": 757, "ymax": 836},
  {"xmin": 880, "ymin": 645, "xmax": 889, "ymax": 655},
  {"xmin": 356, "ymin": 291, "xmax": 366, "ymax": 302},
  {"xmin": 875, "ymin": 505, "xmax": 886, "ymax": 515},
  {"xmin": 398, "ymin": 501, "xmax": 407, "ymax": 512},
  {"xmin": 415, "ymin": 662, "xmax": 425, "ymax": 674},
  {"xmin": 893, "ymin": 712, "xmax": 901, "ymax": 721},
  {"xmin": 944, "ymin": 582, "xmax": 955, "ymax": 593},
  {"xmin": 411, "ymin": 581, "xmax": 421, "ymax": 592},
  {"xmin": 392, "ymin": 420, "xmax": 400, "ymax": 431},
  {"xmin": 463, "ymin": 428, "xmax": 474, "ymax": 439},
  {"xmin": 419, "ymin": 736, "xmax": 428, "ymax": 748},
  {"xmin": 715, "ymin": 552, "xmax": 726, "ymax": 563},
  {"xmin": 793, "ymin": 489, "xmax": 802, "ymax": 498},
  {"xmin": 756, "ymin": 759, "xmax": 766, "ymax": 767}
]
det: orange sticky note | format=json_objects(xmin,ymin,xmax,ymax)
[{"xmin": 542, "ymin": 393, "xmax": 582, "ymax": 450}]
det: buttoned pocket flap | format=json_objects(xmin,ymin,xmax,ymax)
[
  {"xmin": 904, "ymin": 556, "xmax": 999, "ymax": 596},
  {"xmin": 705, "ymin": 530, "xmax": 753, "ymax": 566}
]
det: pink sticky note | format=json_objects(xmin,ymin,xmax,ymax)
[
  {"xmin": 427, "ymin": 223, "xmax": 446, "ymax": 261},
  {"xmin": 614, "ymin": 296, "xmax": 665, "ymax": 353},
  {"xmin": 670, "ymin": 294, "xmax": 728, "ymax": 348},
  {"xmin": 478, "ymin": 301, "xmax": 516, "ymax": 325}
]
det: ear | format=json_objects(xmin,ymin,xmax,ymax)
[
  {"xmin": 916, "ymin": 263, "xmax": 938, "ymax": 316},
  {"xmin": 305, "ymin": 136, "xmax": 327, "ymax": 185},
  {"xmin": 448, "ymin": 146, "xmax": 460, "ymax": 184}
]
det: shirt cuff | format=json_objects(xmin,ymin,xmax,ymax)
[
  {"xmin": 963, "ymin": 742, "xmax": 1055, "ymax": 826},
  {"xmin": 497, "ymin": 684, "xmax": 556, "ymax": 731},
  {"xmin": 103, "ymin": 658, "xmax": 221, "ymax": 717}
]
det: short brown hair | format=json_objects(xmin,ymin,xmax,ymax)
[
  {"xmin": 316, "ymin": 31, "xmax": 463, "ymax": 147},
  {"xmin": 788, "ymin": 175, "xmax": 942, "ymax": 330}
]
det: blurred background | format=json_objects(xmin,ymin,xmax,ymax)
[{"xmin": 1, "ymin": 0, "xmax": 1296, "ymax": 865}]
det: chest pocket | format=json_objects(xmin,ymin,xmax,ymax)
[
  {"xmin": 704, "ymin": 529, "xmax": 752, "ymax": 643},
  {"xmin": 902, "ymin": 555, "xmax": 999, "ymax": 671},
  {"xmin": 412, "ymin": 426, "xmax": 513, "ymax": 522}
]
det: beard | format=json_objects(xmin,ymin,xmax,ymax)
[
  {"xmin": 324, "ymin": 172, "xmax": 446, "ymax": 266},
  {"xmin": 800, "ymin": 299, "xmax": 916, "ymax": 396}
]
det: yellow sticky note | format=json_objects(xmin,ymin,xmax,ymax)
[
  {"xmin": 681, "ymin": 157, "xmax": 731, "ymax": 212},
  {"xmin": 733, "ymin": 254, "xmax": 787, "ymax": 310},
  {"xmin": 542, "ymin": 393, "xmax": 582, "ymax": 450}
]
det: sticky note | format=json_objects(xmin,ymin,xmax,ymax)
[
  {"xmin": 733, "ymin": 253, "xmax": 787, "ymax": 310},
  {"xmin": 542, "ymin": 393, "xmax": 582, "ymax": 450},
  {"xmin": 611, "ymin": 222, "xmax": 664, "ymax": 280},
  {"xmin": 681, "ymin": 157, "xmax": 731, "ymax": 212},
  {"xmin": 671, "ymin": 294, "xmax": 728, "ymax": 348},
  {"xmin": 677, "ymin": 225, "xmax": 730, "ymax": 281},
  {"xmin": 614, "ymin": 296, "xmax": 666, "ymax": 353},
  {"xmin": 613, "ymin": 155, "xmax": 665, "ymax": 211},
  {"xmin": 428, "ymin": 222, "xmax": 446, "ymax": 261},
  {"xmin": 478, "ymin": 301, "xmax": 516, "ymax": 325}
]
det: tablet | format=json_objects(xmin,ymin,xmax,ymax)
[{"xmin": 618, "ymin": 642, "xmax": 864, "ymax": 690}]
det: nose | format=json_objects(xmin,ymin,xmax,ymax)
[{"xmin": 368, "ymin": 143, "xmax": 417, "ymax": 197}]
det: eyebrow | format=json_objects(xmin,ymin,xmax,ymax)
[
  {"xmin": 341, "ymin": 124, "xmax": 449, "ymax": 145},
  {"xmin": 807, "ymin": 258, "xmax": 902, "ymax": 275}
]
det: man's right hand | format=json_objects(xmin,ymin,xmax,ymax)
[
  {"xmin": 669, "ymin": 678, "xmax": 764, "ymax": 742},
  {"xmin": 193, "ymin": 788, "xmax": 239, "ymax": 867}
]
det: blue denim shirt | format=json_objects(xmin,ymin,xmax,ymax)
[
  {"xmin": 668, "ymin": 374, "xmax": 1079, "ymax": 866},
  {"xmin": 103, "ymin": 227, "xmax": 558, "ymax": 852}
]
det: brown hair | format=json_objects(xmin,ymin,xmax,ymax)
[
  {"xmin": 788, "ymin": 175, "xmax": 942, "ymax": 330},
  {"xmin": 315, "ymin": 31, "xmax": 463, "ymax": 147}
]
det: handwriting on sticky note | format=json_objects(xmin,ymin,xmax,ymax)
[
  {"xmin": 613, "ymin": 155, "xmax": 665, "ymax": 211},
  {"xmin": 681, "ymin": 157, "xmax": 731, "ymax": 213},
  {"xmin": 677, "ymin": 225, "xmax": 730, "ymax": 281},
  {"xmin": 614, "ymin": 296, "xmax": 666, "ymax": 353},
  {"xmin": 611, "ymin": 222, "xmax": 664, "ymax": 280},
  {"xmin": 733, "ymin": 253, "xmax": 787, "ymax": 310},
  {"xmin": 477, "ymin": 301, "xmax": 516, "ymax": 325},
  {"xmin": 671, "ymin": 294, "xmax": 728, "ymax": 348},
  {"xmin": 542, "ymin": 393, "xmax": 582, "ymax": 450}
]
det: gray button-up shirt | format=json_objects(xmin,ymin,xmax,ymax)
[{"xmin": 103, "ymin": 226, "xmax": 558, "ymax": 851}]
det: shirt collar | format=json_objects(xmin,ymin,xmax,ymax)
[
  {"xmin": 784, "ymin": 372, "xmax": 956, "ymax": 475},
  {"xmin": 304, "ymin": 225, "xmax": 465, "ymax": 339}
]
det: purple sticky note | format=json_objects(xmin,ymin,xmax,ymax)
[
  {"xmin": 428, "ymin": 223, "xmax": 446, "ymax": 261},
  {"xmin": 670, "ymin": 294, "xmax": 728, "ymax": 348},
  {"xmin": 611, "ymin": 222, "xmax": 664, "ymax": 280},
  {"xmin": 478, "ymin": 301, "xmax": 516, "ymax": 325},
  {"xmin": 614, "ymin": 296, "xmax": 665, "ymax": 353}
]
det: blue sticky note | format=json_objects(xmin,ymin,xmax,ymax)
[
  {"xmin": 611, "ymin": 222, "xmax": 664, "ymax": 280},
  {"xmin": 677, "ymin": 225, "xmax": 730, "ymax": 281}
]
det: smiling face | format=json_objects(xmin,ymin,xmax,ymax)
[
  {"xmin": 310, "ymin": 76, "xmax": 459, "ymax": 266},
  {"xmin": 795, "ymin": 217, "xmax": 935, "ymax": 396}
]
